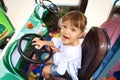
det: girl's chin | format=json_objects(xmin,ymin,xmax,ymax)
[{"xmin": 62, "ymin": 41, "xmax": 70, "ymax": 45}]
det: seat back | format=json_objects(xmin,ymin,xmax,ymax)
[{"xmin": 78, "ymin": 27, "xmax": 110, "ymax": 80}]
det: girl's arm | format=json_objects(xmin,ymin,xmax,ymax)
[
  {"xmin": 43, "ymin": 41, "xmax": 60, "ymax": 53},
  {"xmin": 43, "ymin": 40, "xmax": 54, "ymax": 47},
  {"xmin": 32, "ymin": 38, "xmax": 59, "ymax": 53}
]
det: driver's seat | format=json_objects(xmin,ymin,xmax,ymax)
[{"xmin": 51, "ymin": 27, "xmax": 110, "ymax": 80}]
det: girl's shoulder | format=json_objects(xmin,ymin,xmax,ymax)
[{"xmin": 52, "ymin": 38, "xmax": 63, "ymax": 48}]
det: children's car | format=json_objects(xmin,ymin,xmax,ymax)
[{"xmin": 0, "ymin": 8, "xmax": 15, "ymax": 49}]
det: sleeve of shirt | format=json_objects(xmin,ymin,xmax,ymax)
[{"xmin": 51, "ymin": 38, "xmax": 62, "ymax": 48}]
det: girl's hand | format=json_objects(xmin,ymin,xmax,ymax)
[
  {"xmin": 32, "ymin": 38, "xmax": 44, "ymax": 49},
  {"xmin": 50, "ymin": 46, "xmax": 60, "ymax": 53}
]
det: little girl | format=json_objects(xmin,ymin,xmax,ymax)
[{"xmin": 32, "ymin": 10, "xmax": 87, "ymax": 80}]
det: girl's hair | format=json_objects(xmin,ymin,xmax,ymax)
[{"xmin": 62, "ymin": 10, "xmax": 87, "ymax": 32}]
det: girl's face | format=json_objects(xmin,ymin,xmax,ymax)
[{"xmin": 60, "ymin": 21, "xmax": 82, "ymax": 46}]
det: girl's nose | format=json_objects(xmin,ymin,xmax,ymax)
[{"xmin": 64, "ymin": 29, "xmax": 70, "ymax": 34}]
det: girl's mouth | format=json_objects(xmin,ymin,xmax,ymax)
[{"xmin": 62, "ymin": 35, "xmax": 69, "ymax": 40}]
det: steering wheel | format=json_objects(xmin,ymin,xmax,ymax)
[
  {"xmin": 42, "ymin": 0, "xmax": 60, "ymax": 13},
  {"xmin": 17, "ymin": 34, "xmax": 53, "ymax": 64}
]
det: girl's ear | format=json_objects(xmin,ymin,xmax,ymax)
[
  {"xmin": 79, "ymin": 32, "xmax": 86, "ymax": 38},
  {"xmin": 82, "ymin": 32, "xmax": 86, "ymax": 38}
]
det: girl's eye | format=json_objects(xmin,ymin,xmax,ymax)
[
  {"xmin": 71, "ymin": 28, "xmax": 76, "ymax": 32},
  {"xmin": 63, "ymin": 25, "xmax": 67, "ymax": 28}
]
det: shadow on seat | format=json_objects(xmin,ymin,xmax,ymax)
[{"xmin": 51, "ymin": 27, "xmax": 110, "ymax": 80}]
